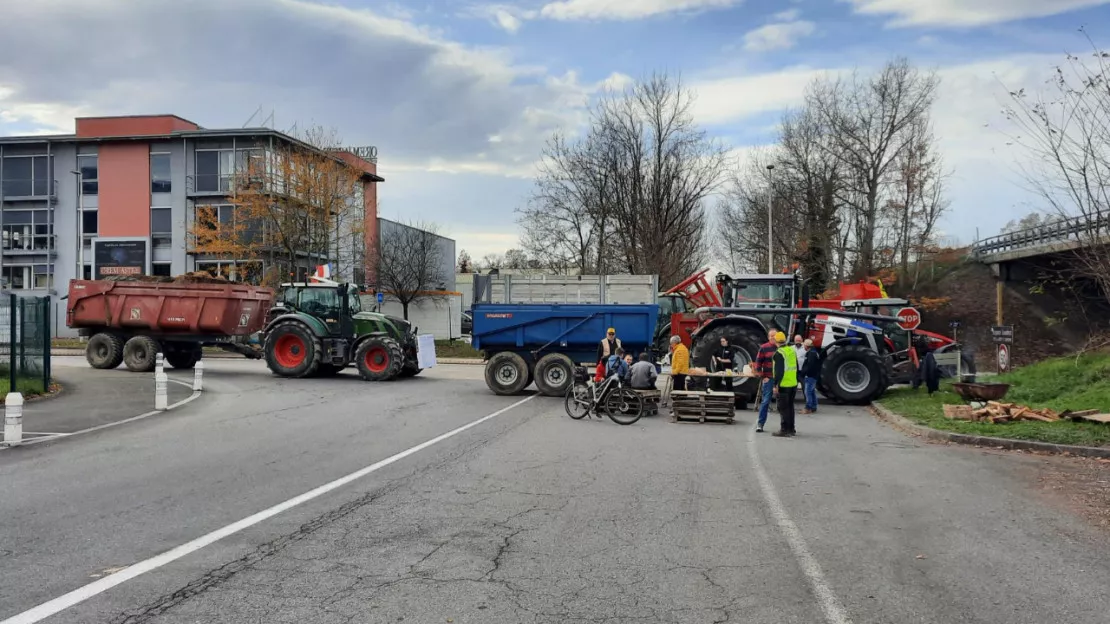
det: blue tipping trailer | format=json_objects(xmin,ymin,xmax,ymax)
[{"xmin": 471, "ymin": 303, "xmax": 660, "ymax": 397}]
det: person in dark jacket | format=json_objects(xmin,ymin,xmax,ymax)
[
  {"xmin": 800, "ymin": 339, "xmax": 821, "ymax": 414},
  {"xmin": 713, "ymin": 336, "xmax": 737, "ymax": 392},
  {"xmin": 754, "ymin": 328, "xmax": 779, "ymax": 432}
]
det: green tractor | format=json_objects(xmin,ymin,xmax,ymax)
[{"xmin": 261, "ymin": 281, "xmax": 422, "ymax": 381}]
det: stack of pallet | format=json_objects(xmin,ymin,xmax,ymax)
[
  {"xmin": 943, "ymin": 402, "xmax": 1110, "ymax": 424},
  {"xmin": 670, "ymin": 391, "xmax": 734, "ymax": 424}
]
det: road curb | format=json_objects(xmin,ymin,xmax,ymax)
[{"xmin": 870, "ymin": 402, "xmax": 1110, "ymax": 459}]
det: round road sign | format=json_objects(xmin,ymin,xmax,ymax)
[
  {"xmin": 997, "ymin": 343, "xmax": 1010, "ymax": 373},
  {"xmin": 896, "ymin": 307, "xmax": 922, "ymax": 331}
]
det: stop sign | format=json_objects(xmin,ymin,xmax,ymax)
[{"xmin": 896, "ymin": 307, "xmax": 922, "ymax": 331}]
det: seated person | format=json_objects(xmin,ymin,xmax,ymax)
[{"xmin": 629, "ymin": 352, "xmax": 659, "ymax": 390}]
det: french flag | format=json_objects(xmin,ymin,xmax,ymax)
[{"xmin": 312, "ymin": 263, "xmax": 332, "ymax": 280}]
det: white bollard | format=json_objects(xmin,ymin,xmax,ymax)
[
  {"xmin": 155, "ymin": 352, "xmax": 164, "ymax": 375},
  {"xmin": 4, "ymin": 392, "xmax": 23, "ymax": 446},
  {"xmin": 193, "ymin": 361, "xmax": 204, "ymax": 392},
  {"xmin": 155, "ymin": 372, "xmax": 168, "ymax": 410}
]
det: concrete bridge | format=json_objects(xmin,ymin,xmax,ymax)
[{"xmin": 970, "ymin": 209, "xmax": 1110, "ymax": 326}]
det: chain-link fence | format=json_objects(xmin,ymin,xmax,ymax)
[{"xmin": 0, "ymin": 295, "xmax": 51, "ymax": 395}]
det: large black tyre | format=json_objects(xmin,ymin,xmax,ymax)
[
  {"xmin": 820, "ymin": 345, "xmax": 887, "ymax": 406},
  {"xmin": 122, "ymin": 336, "xmax": 160, "ymax": 372},
  {"xmin": 164, "ymin": 343, "xmax": 202, "ymax": 370},
  {"xmin": 534, "ymin": 353, "xmax": 574, "ymax": 397},
  {"xmin": 86, "ymin": 333, "xmax": 124, "ymax": 369},
  {"xmin": 485, "ymin": 352, "xmax": 530, "ymax": 396},
  {"xmin": 690, "ymin": 323, "xmax": 764, "ymax": 399},
  {"xmin": 264, "ymin": 320, "xmax": 322, "ymax": 378},
  {"xmin": 355, "ymin": 336, "xmax": 403, "ymax": 381},
  {"xmin": 398, "ymin": 362, "xmax": 422, "ymax": 378}
]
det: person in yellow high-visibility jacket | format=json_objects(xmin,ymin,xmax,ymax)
[{"xmin": 771, "ymin": 332, "xmax": 798, "ymax": 437}]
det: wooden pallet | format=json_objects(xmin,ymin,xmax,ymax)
[
  {"xmin": 633, "ymin": 389, "xmax": 662, "ymax": 416},
  {"xmin": 670, "ymin": 391, "xmax": 735, "ymax": 424}
]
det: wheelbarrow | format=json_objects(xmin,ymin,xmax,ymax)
[{"xmin": 951, "ymin": 382, "xmax": 1011, "ymax": 408}]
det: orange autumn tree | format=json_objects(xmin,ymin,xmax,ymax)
[{"xmin": 189, "ymin": 126, "xmax": 365, "ymax": 286}]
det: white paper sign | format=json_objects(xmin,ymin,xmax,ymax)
[{"xmin": 416, "ymin": 334, "xmax": 437, "ymax": 369}]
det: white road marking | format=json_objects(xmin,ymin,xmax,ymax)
[
  {"xmin": 1, "ymin": 394, "xmax": 537, "ymax": 624},
  {"xmin": 747, "ymin": 427, "xmax": 854, "ymax": 624}
]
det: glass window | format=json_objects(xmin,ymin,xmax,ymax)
[
  {"xmin": 299, "ymin": 287, "xmax": 340, "ymax": 319},
  {"xmin": 151, "ymin": 153, "xmax": 171, "ymax": 193},
  {"xmin": 82, "ymin": 210, "xmax": 98, "ymax": 235},
  {"xmin": 32, "ymin": 156, "xmax": 49, "ymax": 196},
  {"xmin": 33, "ymin": 265, "xmax": 52, "ymax": 289},
  {"xmin": 348, "ymin": 286, "xmax": 362, "ymax": 314},
  {"xmin": 152, "ymin": 235, "xmax": 172, "ymax": 248},
  {"xmin": 2, "ymin": 157, "xmax": 32, "ymax": 196},
  {"xmin": 2, "ymin": 266, "xmax": 28, "ymax": 289},
  {"xmin": 152, "ymin": 263, "xmax": 172, "ymax": 277},
  {"xmin": 78, "ymin": 155, "xmax": 98, "ymax": 195},
  {"xmin": 151, "ymin": 208, "xmax": 172, "ymax": 234},
  {"xmin": 195, "ymin": 151, "xmax": 220, "ymax": 192}
]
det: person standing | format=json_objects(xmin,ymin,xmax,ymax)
[
  {"xmin": 713, "ymin": 336, "xmax": 736, "ymax": 393},
  {"xmin": 772, "ymin": 332, "xmax": 799, "ymax": 437},
  {"xmin": 793, "ymin": 334, "xmax": 806, "ymax": 364},
  {"xmin": 800, "ymin": 339, "xmax": 821, "ymax": 414},
  {"xmin": 754, "ymin": 328, "xmax": 778, "ymax": 433},
  {"xmin": 598, "ymin": 328, "xmax": 622, "ymax": 363},
  {"xmin": 669, "ymin": 335, "xmax": 689, "ymax": 393}
]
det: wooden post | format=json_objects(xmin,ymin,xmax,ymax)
[{"xmin": 996, "ymin": 280, "xmax": 1004, "ymax": 326}]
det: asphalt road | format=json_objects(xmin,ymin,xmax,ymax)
[{"xmin": 1, "ymin": 358, "xmax": 1108, "ymax": 624}]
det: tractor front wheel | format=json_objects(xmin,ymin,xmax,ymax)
[
  {"xmin": 356, "ymin": 336, "xmax": 404, "ymax": 381},
  {"xmin": 264, "ymin": 320, "xmax": 322, "ymax": 378}
]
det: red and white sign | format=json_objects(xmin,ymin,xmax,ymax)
[
  {"xmin": 896, "ymin": 307, "xmax": 922, "ymax": 331},
  {"xmin": 997, "ymin": 343, "xmax": 1011, "ymax": 373}
]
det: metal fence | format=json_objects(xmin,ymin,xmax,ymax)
[{"xmin": 0, "ymin": 294, "xmax": 51, "ymax": 395}]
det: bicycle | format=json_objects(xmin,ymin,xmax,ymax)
[{"xmin": 564, "ymin": 366, "xmax": 644, "ymax": 425}]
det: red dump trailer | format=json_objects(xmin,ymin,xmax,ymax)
[{"xmin": 66, "ymin": 279, "xmax": 275, "ymax": 372}]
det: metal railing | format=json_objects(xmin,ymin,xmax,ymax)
[
  {"xmin": 0, "ymin": 294, "xmax": 51, "ymax": 395},
  {"xmin": 972, "ymin": 209, "xmax": 1110, "ymax": 258}
]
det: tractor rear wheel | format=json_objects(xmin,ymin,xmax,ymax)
[
  {"xmin": 123, "ymin": 336, "xmax": 160, "ymax": 372},
  {"xmin": 86, "ymin": 333, "xmax": 124, "ymax": 370},
  {"xmin": 485, "ymin": 352, "xmax": 530, "ymax": 395},
  {"xmin": 820, "ymin": 345, "xmax": 886, "ymax": 405},
  {"xmin": 398, "ymin": 363, "xmax": 422, "ymax": 378},
  {"xmin": 690, "ymin": 323, "xmax": 763, "ymax": 400},
  {"xmin": 534, "ymin": 353, "xmax": 574, "ymax": 397},
  {"xmin": 356, "ymin": 336, "xmax": 404, "ymax": 381},
  {"xmin": 264, "ymin": 320, "xmax": 322, "ymax": 378}
]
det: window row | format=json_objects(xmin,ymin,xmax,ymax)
[
  {"xmin": 76, "ymin": 153, "xmax": 172, "ymax": 195},
  {"xmin": 194, "ymin": 149, "xmax": 263, "ymax": 193},
  {"xmin": 2, "ymin": 265, "xmax": 53, "ymax": 290},
  {"xmin": 1, "ymin": 155, "xmax": 53, "ymax": 197}
]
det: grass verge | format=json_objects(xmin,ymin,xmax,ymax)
[
  {"xmin": 436, "ymin": 339, "xmax": 482, "ymax": 359},
  {"xmin": 0, "ymin": 377, "xmax": 51, "ymax": 400},
  {"xmin": 878, "ymin": 352, "xmax": 1110, "ymax": 448}
]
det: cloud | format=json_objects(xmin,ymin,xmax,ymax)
[
  {"xmin": 0, "ymin": 0, "xmax": 589, "ymax": 177},
  {"xmin": 743, "ymin": 20, "xmax": 816, "ymax": 51},
  {"xmin": 773, "ymin": 9, "xmax": 801, "ymax": 21},
  {"xmin": 843, "ymin": 0, "xmax": 1110, "ymax": 27},
  {"xmin": 689, "ymin": 67, "xmax": 840, "ymax": 126},
  {"xmin": 537, "ymin": 0, "xmax": 741, "ymax": 21},
  {"xmin": 472, "ymin": 4, "xmax": 535, "ymax": 32}
]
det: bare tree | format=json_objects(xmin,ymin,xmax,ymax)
[
  {"xmin": 456, "ymin": 249, "xmax": 473, "ymax": 273},
  {"xmin": 376, "ymin": 220, "xmax": 447, "ymax": 320},
  {"xmin": 883, "ymin": 116, "xmax": 949, "ymax": 284},
  {"xmin": 1004, "ymin": 39, "xmax": 1110, "ymax": 307},
  {"xmin": 809, "ymin": 58, "xmax": 940, "ymax": 277},
  {"xmin": 518, "ymin": 72, "xmax": 728, "ymax": 287}
]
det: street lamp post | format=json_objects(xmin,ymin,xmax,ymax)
[
  {"xmin": 70, "ymin": 170, "xmax": 84, "ymax": 280},
  {"xmin": 766, "ymin": 164, "xmax": 775, "ymax": 274}
]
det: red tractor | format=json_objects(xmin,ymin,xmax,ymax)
[{"xmin": 655, "ymin": 269, "xmax": 972, "ymax": 405}]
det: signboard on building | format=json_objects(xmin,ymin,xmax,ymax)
[
  {"xmin": 93, "ymin": 239, "xmax": 148, "ymax": 278},
  {"xmin": 990, "ymin": 325, "xmax": 1014, "ymax": 344}
]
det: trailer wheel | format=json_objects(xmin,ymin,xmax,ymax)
[
  {"xmin": 86, "ymin": 333, "xmax": 124, "ymax": 369},
  {"xmin": 122, "ymin": 336, "xmax": 160, "ymax": 373},
  {"xmin": 264, "ymin": 320, "xmax": 321, "ymax": 378},
  {"xmin": 164, "ymin": 344, "xmax": 202, "ymax": 370},
  {"xmin": 534, "ymin": 353, "xmax": 574, "ymax": 397},
  {"xmin": 485, "ymin": 352, "xmax": 530, "ymax": 395},
  {"xmin": 355, "ymin": 336, "xmax": 404, "ymax": 381},
  {"xmin": 820, "ymin": 345, "xmax": 886, "ymax": 405}
]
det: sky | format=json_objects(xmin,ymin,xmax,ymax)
[{"xmin": 0, "ymin": 0, "xmax": 1107, "ymax": 260}]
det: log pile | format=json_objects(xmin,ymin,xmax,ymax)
[{"xmin": 943, "ymin": 402, "xmax": 1110, "ymax": 424}]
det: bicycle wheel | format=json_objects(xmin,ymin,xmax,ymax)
[
  {"xmin": 564, "ymin": 384, "xmax": 591, "ymax": 420},
  {"xmin": 605, "ymin": 388, "xmax": 643, "ymax": 426}
]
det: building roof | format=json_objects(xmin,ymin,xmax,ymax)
[{"xmin": 0, "ymin": 117, "xmax": 385, "ymax": 182}]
